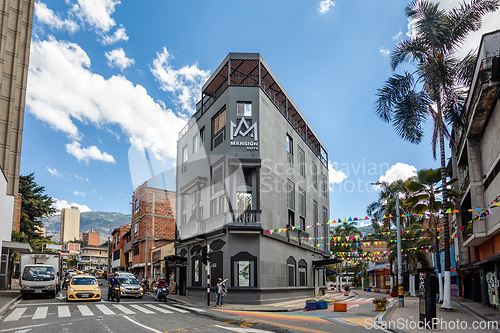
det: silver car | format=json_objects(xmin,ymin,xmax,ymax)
[{"xmin": 118, "ymin": 277, "xmax": 144, "ymax": 298}]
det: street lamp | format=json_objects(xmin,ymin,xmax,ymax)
[{"xmin": 372, "ymin": 182, "xmax": 404, "ymax": 307}]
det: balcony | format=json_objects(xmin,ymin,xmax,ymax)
[{"xmin": 232, "ymin": 210, "xmax": 261, "ymax": 226}]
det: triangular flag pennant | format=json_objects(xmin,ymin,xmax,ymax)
[
  {"xmin": 354, "ymin": 217, "xmax": 358, "ymax": 221},
  {"xmin": 388, "ymin": 214, "xmax": 393, "ymax": 218},
  {"xmin": 266, "ymin": 230, "xmax": 270, "ymax": 235},
  {"xmin": 348, "ymin": 217, "xmax": 353, "ymax": 222},
  {"xmin": 453, "ymin": 210, "xmax": 460, "ymax": 213},
  {"xmin": 475, "ymin": 208, "xmax": 482, "ymax": 211},
  {"xmin": 459, "ymin": 226, "xmax": 464, "ymax": 231},
  {"xmin": 343, "ymin": 218, "xmax": 347, "ymax": 222},
  {"xmin": 365, "ymin": 216, "xmax": 370, "ymax": 220},
  {"xmin": 445, "ymin": 208, "xmax": 452, "ymax": 213}
]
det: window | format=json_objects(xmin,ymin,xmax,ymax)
[
  {"xmin": 298, "ymin": 147, "xmax": 305, "ymax": 177},
  {"xmin": 288, "ymin": 210, "xmax": 295, "ymax": 227},
  {"xmin": 212, "ymin": 165, "xmax": 223, "ymax": 193},
  {"xmin": 313, "ymin": 200, "xmax": 318, "ymax": 245},
  {"xmin": 237, "ymin": 101, "xmax": 252, "ymax": 117},
  {"xmin": 287, "ymin": 180, "xmax": 295, "ymax": 210},
  {"xmin": 133, "ymin": 245, "xmax": 139, "ymax": 256},
  {"xmin": 298, "ymin": 260, "xmax": 307, "ymax": 287},
  {"xmin": 219, "ymin": 194, "xmax": 226, "ymax": 213},
  {"xmin": 287, "ymin": 257, "xmax": 296, "ymax": 287},
  {"xmin": 312, "ymin": 164, "xmax": 317, "ymax": 190},
  {"xmin": 286, "ymin": 134, "xmax": 293, "ymax": 165},
  {"xmin": 182, "ymin": 144, "xmax": 188, "ymax": 173},
  {"xmin": 236, "ymin": 192, "xmax": 252, "ymax": 210},
  {"xmin": 212, "ymin": 107, "xmax": 226, "ymax": 149},
  {"xmin": 113, "ymin": 250, "xmax": 120, "ymax": 261},
  {"xmin": 200, "ymin": 127, "xmax": 205, "ymax": 147},
  {"xmin": 299, "ymin": 188, "xmax": 306, "ymax": 229},
  {"xmin": 231, "ymin": 252, "xmax": 257, "ymax": 287},
  {"xmin": 134, "ymin": 198, "xmax": 139, "ymax": 213},
  {"xmin": 323, "ymin": 207, "xmax": 328, "ymax": 247},
  {"xmin": 211, "ymin": 198, "xmax": 217, "ymax": 216},
  {"xmin": 116, "ymin": 234, "xmax": 120, "ymax": 245},
  {"xmin": 192, "ymin": 258, "xmax": 201, "ymax": 286},
  {"xmin": 322, "ymin": 173, "xmax": 328, "ymax": 197},
  {"xmin": 193, "ymin": 135, "xmax": 199, "ymax": 153},
  {"xmin": 133, "ymin": 223, "xmax": 138, "ymax": 237},
  {"xmin": 238, "ymin": 168, "xmax": 252, "ymax": 186},
  {"xmin": 319, "ymin": 146, "xmax": 328, "ymax": 167}
]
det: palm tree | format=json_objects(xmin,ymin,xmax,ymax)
[
  {"xmin": 374, "ymin": 0, "xmax": 499, "ymax": 309},
  {"xmin": 404, "ymin": 168, "xmax": 458, "ymax": 302}
]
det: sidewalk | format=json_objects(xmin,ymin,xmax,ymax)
[
  {"xmin": 0, "ymin": 283, "xmax": 20, "ymax": 316},
  {"xmin": 163, "ymin": 290, "xmax": 352, "ymax": 312},
  {"xmin": 383, "ymin": 296, "xmax": 500, "ymax": 333}
]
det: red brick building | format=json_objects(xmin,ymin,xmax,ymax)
[
  {"xmin": 82, "ymin": 231, "xmax": 100, "ymax": 246},
  {"xmin": 130, "ymin": 181, "xmax": 176, "ymax": 277},
  {"xmin": 111, "ymin": 224, "xmax": 130, "ymax": 273}
]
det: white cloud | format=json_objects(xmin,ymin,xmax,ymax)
[
  {"xmin": 318, "ymin": 0, "xmax": 335, "ymax": 14},
  {"xmin": 66, "ymin": 141, "xmax": 116, "ymax": 163},
  {"xmin": 35, "ymin": 1, "xmax": 79, "ymax": 33},
  {"xmin": 380, "ymin": 47, "xmax": 390, "ymax": 57},
  {"xmin": 73, "ymin": 190, "xmax": 86, "ymax": 196},
  {"xmin": 406, "ymin": 17, "xmax": 417, "ymax": 39},
  {"xmin": 52, "ymin": 198, "xmax": 92, "ymax": 213},
  {"xmin": 71, "ymin": 0, "xmax": 120, "ymax": 33},
  {"xmin": 47, "ymin": 167, "xmax": 62, "ymax": 177},
  {"xmin": 26, "ymin": 38, "xmax": 187, "ymax": 162},
  {"xmin": 328, "ymin": 161, "xmax": 348, "ymax": 189},
  {"xmin": 392, "ymin": 31, "xmax": 402, "ymax": 40},
  {"xmin": 359, "ymin": 221, "xmax": 371, "ymax": 227},
  {"xmin": 378, "ymin": 162, "xmax": 417, "ymax": 184},
  {"xmin": 101, "ymin": 26, "xmax": 128, "ymax": 45},
  {"xmin": 105, "ymin": 48, "xmax": 134, "ymax": 70},
  {"xmin": 150, "ymin": 48, "xmax": 211, "ymax": 115}
]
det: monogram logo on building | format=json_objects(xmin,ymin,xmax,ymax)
[{"xmin": 230, "ymin": 118, "xmax": 259, "ymax": 151}]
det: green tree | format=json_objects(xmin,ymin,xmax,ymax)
[
  {"xmin": 18, "ymin": 173, "xmax": 56, "ymax": 240},
  {"xmin": 374, "ymin": 0, "xmax": 499, "ymax": 309},
  {"xmin": 404, "ymin": 168, "xmax": 458, "ymax": 301}
]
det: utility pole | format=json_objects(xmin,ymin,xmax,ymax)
[
  {"xmin": 150, "ymin": 192, "xmax": 155, "ymax": 286},
  {"xmin": 206, "ymin": 243, "xmax": 211, "ymax": 306},
  {"xmin": 396, "ymin": 191, "xmax": 404, "ymax": 307}
]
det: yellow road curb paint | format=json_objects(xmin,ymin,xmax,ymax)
[{"xmin": 342, "ymin": 317, "xmax": 375, "ymax": 326}]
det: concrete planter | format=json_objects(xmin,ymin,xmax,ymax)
[
  {"xmin": 316, "ymin": 301, "xmax": 328, "ymax": 310},
  {"xmin": 306, "ymin": 302, "xmax": 317, "ymax": 310},
  {"xmin": 375, "ymin": 302, "xmax": 386, "ymax": 311}
]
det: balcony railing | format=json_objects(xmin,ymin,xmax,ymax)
[{"xmin": 232, "ymin": 210, "xmax": 261, "ymax": 225}]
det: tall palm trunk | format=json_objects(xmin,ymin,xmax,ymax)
[
  {"xmin": 432, "ymin": 214, "xmax": 444, "ymax": 302},
  {"xmin": 439, "ymin": 114, "xmax": 452, "ymax": 309}
]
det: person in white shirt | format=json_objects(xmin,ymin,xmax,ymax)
[{"xmin": 215, "ymin": 278, "xmax": 226, "ymax": 307}]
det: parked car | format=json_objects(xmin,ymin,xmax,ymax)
[
  {"xmin": 66, "ymin": 275, "xmax": 102, "ymax": 301},
  {"xmin": 118, "ymin": 277, "xmax": 144, "ymax": 299}
]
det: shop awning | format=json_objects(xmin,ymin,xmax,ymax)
[{"xmin": 312, "ymin": 258, "xmax": 342, "ymax": 266}]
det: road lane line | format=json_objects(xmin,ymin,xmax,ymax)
[
  {"xmin": 122, "ymin": 315, "xmax": 161, "ymax": 333},
  {"xmin": 159, "ymin": 304, "xmax": 189, "ymax": 313},
  {"xmin": 58, "ymin": 306, "xmax": 71, "ymax": 318},
  {"xmin": 4, "ymin": 308, "xmax": 26, "ymax": 321},
  {"xmin": 144, "ymin": 304, "xmax": 173, "ymax": 313},
  {"xmin": 32, "ymin": 306, "xmax": 48, "ymax": 319},
  {"xmin": 78, "ymin": 305, "xmax": 93, "ymax": 316},
  {"xmin": 96, "ymin": 304, "xmax": 115, "ymax": 315},
  {"xmin": 113, "ymin": 304, "xmax": 135, "ymax": 314},
  {"xmin": 129, "ymin": 304, "xmax": 155, "ymax": 314}
]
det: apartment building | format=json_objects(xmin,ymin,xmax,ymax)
[
  {"xmin": 176, "ymin": 53, "xmax": 331, "ymax": 304},
  {"xmin": 60, "ymin": 207, "xmax": 80, "ymax": 243},
  {"xmin": 79, "ymin": 246, "xmax": 108, "ymax": 271},
  {"xmin": 82, "ymin": 230, "xmax": 100, "ymax": 247},
  {"xmin": 110, "ymin": 224, "xmax": 130, "ymax": 273},
  {"xmin": 451, "ymin": 29, "xmax": 500, "ymax": 308}
]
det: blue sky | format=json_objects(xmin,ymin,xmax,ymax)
[{"xmin": 21, "ymin": 0, "xmax": 500, "ymax": 226}]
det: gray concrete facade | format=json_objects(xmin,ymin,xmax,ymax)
[{"xmin": 175, "ymin": 53, "xmax": 331, "ymax": 304}]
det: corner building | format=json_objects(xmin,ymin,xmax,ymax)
[{"xmin": 176, "ymin": 53, "xmax": 331, "ymax": 304}]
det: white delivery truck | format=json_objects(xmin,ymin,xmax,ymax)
[{"xmin": 19, "ymin": 253, "xmax": 62, "ymax": 299}]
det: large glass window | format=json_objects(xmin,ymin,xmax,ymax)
[
  {"xmin": 134, "ymin": 198, "xmax": 139, "ymax": 213},
  {"xmin": 313, "ymin": 200, "xmax": 318, "ymax": 245},
  {"xmin": 236, "ymin": 192, "xmax": 252, "ymax": 210},
  {"xmin": 193, "ymin": 135, "xmax": 199, "ymax": 153},
  {"xmin": 213, "ymin": 108, "xmax": 226, "ymax": 133},
  {"xmin": 312, "ymin": 164, "xmax": 317, "ymax": 190},
  {"xmin": 212, "ymin": 165, "xmax": 223, "ymax": 193},
  {"xmin": 200, "ymin": 127, "xmax": 205, "ymax": 147},
  {"xmin": 298, "ymin": 147, "xmax": 305, "ymax": 177},
  {"xmin": 219, "ymin": 194, "xmax": 226, "ymax": 213},
  {"xmin": 231, "ymin": 252, "xmax": 257, "ymax": 287},
  {"xmin": 287, "ymin": 257, "xmax": 296, "ymax": 287},
  {"xmin": 133, "ymin": 223, "xmax": 138, "ymax": 237},
  {"xmin": 182, "ymin": 144, "xmax": 188, "ymax": 173},
  {"xmin": 286, "ymin": 134, "xmax": 293, "ymax": 165},
  {"xmin": 192, "ymin": 257, "xmax": 201, "ymax": 286},
  {"xmin": 299, "ymin": 188, "xmax": 306, "ymax": 230},
  {"xmin": 322, "ymin": 173, "xmax": 328, "ymax": 197},
  {"xmin": 298, "ymin": 260, "xmax": 307, "ymax": 287},
  {"xmin": 237, "ymin": 102, "xmax": 252, "ymax": 117},
  {"xmin": 287, "ymin": 180, "xmax": 295, "ymax": 210}
]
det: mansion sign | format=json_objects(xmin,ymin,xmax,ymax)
[{"xmin": 230, "ymin": 118, "xmax": 259, "ymax": 151}]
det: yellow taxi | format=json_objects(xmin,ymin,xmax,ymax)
[
  {"xmin": 66, "ymin": 275, "xmax": 101, "ymax": 301},
  {"xmin": 75, "ymin": 270, "xmax": 84, "ymax": 275}
]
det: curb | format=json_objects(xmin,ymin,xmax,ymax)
[
  {"xmin": 451, "ymin": 300, "xmax": 500, "ymax": 333},
  {"xmin": 0, "ymin": 295, "xmax": 21, "ymax": 316},
  {"xmin": 375, "ymin": 299, "xmax": 405, "ymax": 333}
]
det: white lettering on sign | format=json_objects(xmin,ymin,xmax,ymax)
[{"xmin": 230, "ymin": 117, "xmax": 258, "ymax": 150}]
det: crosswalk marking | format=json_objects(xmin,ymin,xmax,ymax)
[
  {"xmin": 96, "ymin": 304, "xmax": 115, "ymax": 315},
  {"xmin": 129, "ymin": 304, "xmax": 155, "ymax": 314},
  {"xmin": 78, "ymin": 305, "xmax": 93, "ymax": 316},
  {"xmin": 32, "ymin": 306, "xmax": 48, "ymax": 320},
  {"xmin": 4, "ymin": 308, "xmax": 26, "ymax": 321},
  {"xmin": 113, "ymin": 304, "xmax": 136, "ymax": 315},
  {"xmin": 144, "ymin": 304, "xmax": 173, "ymax": 313},
  {"xmin": 175, "ymin": 304, "xmax": 205, "ymax": 312},
  {"xmin": 58, "ymin": 306, "xmax": 71, "ymax": 318},
  {"xmin": 159, "ymin": 304, "xmax": 189, "ymax": 313},
  {"xmin": 366, "ymin": 297, "xmax": 375, "ymax": 301}
]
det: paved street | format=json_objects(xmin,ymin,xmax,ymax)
[{"xmin": 0, "ymin": 288, "xmax": 397, "ymax": 333}]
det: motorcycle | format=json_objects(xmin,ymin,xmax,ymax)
[
  {"xmin": 110, "ymin": 285, "xmax": 121, "ymax": 302},
  {"xmin": 156, "ymin": 285, "xmax": 169, "ymax": 302}
]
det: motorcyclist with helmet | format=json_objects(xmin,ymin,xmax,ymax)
[
  {"xmin": 155, "ymin": 277, "xmax": 168, "ymax": 301},
  {"xmin": 107, "ymin": 274, "xmax": 120, "ymax": 301}
]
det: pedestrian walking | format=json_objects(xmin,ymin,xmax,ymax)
[{"xmin": 215, "ymin": 278, "xmax": 227, "ymax": 307}]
